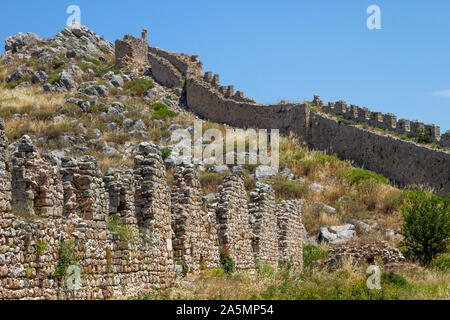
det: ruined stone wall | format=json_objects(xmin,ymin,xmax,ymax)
[
  {"xmin": 322, "ymin": 100, "xmax": 449, "ymax": 146},
  {"xmin": 248, "ymin": 183, "xmax": 279, "ymax": 267},
  {"xmin": 185, "ymin": 77, "xmax": 450, "ymax": 196},
  {"xmin": 148, "ymin": 53, "xmax": 184, "ymax": 88},
  {"xmin": 0, "ymin": 130, "xmax": 304, "ymax": 300},
  {"xmin": 0, "ymin": 137, "xmax": 176, "ymax": 299},
  {"xmin": 307, "ymin": 112, "xmax": 450, "ymax": 196},
  {"xmin": 277, "ymin": 200, "xmax": 304, "ymax": 269},
  {"xmin": 115, "ymin": 34, "xmax": 149, "ymax": 72},
  {"xmin": 214, "ymin": 174, "xmax": 256, "ymax": 272},
  {"xmin": 171, "ymin": 164, "xmax": 219, "ymax": 275}
]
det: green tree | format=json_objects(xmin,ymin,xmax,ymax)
[{"xmin": 400, "ymin": 192, "xmax": 449, "ymax": 266}]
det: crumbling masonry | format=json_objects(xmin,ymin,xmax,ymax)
[{"xmin": 0, "ymin": 122, "xmax": 304, "ymax": 299}]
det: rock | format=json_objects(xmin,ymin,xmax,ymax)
[
  {"xmin": 203, "ymin": 193, "xmax": 216, "ymax": 203},
  {"xmin": 60, "ymin": 72, "xmax": 76, "ymax": 90},
  {"xmin": 311, "ymin": 202, "xmax": 337, "ymax": 215},
  {"xmin": 211, "ymin": 165, "xmax": 230, "ymax": 174},
  {"xmin": 255, "ymin": 165, "xmax": 278, "ymax": 180},
  {"xmin": 110, "ymin": 75, "xmax": 124, "ymax": 88},
  {"xmin": 319, "ymin": 224, "xmax": 356, "ymax": 244},
  {"xmin": 6, "ymin": 69, "xmax": 24, "ymax": 83},
  {"xmin": 32, "ymin": 71, "xmax": 48, "ymax": 84},
  {"xmin": 5, "ymin": 32, "xmax": 43, "ymax": 52},
  {"xmin": 104, "ymin": 147, "xmax": 120, "ymax": 158},
  {"xmin": 146, "ymin": 88, "xmax": 158, "ymax": 100},
  {"xmin": 133, "ymin": 120, "xmax": 147, "ymax": 131},
  {"xmin": 108, "ymin": 102, "xmax": 126, "ymax": 114},
  {"xmin": 309, "ymin": 182, "xmax": 325, "ymax": 193}
]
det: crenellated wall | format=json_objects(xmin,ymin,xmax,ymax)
[
  {"xmin": 185, "ymin": 76, "xmax": 450, "ymax": 196},
  {"xmin": 322, "ymin": 100, "xmax": 449, "ymax": 146}
]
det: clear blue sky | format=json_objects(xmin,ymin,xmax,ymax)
[{"xmin": 1, "ymin": 0, "xmax": 449, "ymax": 131}]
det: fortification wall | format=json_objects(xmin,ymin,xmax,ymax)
[
  {"xmin": 277, "ymin": 200, "xmax": 304, "ymax": 268},
  {"xmin": 0, "ymin": 127, "xmax": 304, "ymax": 299},
  {"xmin": 171, "ymin": 164, "xmax": 220, "ymax": 275},
  {"xmin": 322, "ymin": 100, "xmax": 450, "ymax": 147},
  {"xmin": 185, "ymin": 77, "xmax": 450, "ymax": 196},
  {"xmin": 248, "ymin": 183, "xmax": 279, "ymax": 267}
]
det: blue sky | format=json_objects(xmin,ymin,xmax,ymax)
[{"xmin": 1, "ymin": 0, "xmax": 449, "ymax": 131}]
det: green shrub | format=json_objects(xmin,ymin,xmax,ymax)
[
  {"xmin": 268, "ymin": 178, "xmax": 308, "ymax": 201},
  {"xmin": 107, "ymin": 215, "xmax": 134, "ymax": 243},
  {"xmin": 152, "ymin": 106, "xmax": 177, "ymax": 120},
  {"xmin": 220, "ymin": 246, "xmax": 235, "ymax": 274},
  {"xmin": 303, "ymin": 245, "xmax": 329, "ymax": 269},
  {"xmin": 415, "ymin": 128, "xmax": 431, "ymax": 143},
  {"xmin": 400, "ymin": 192, "xmax": 449, "ymax": 266},
  {"xmin": 36, "ymin": 240, "xmax": 48, "ymax": 256},
  {"xmin": 125, "ymin": 79, "xmax": 155, "ymax": 95},
  {"xmin": 381, "ymin": 272, "xmax": 408, "ymax": 288},
  {"xmin": 161, "ymin": 148, "xmax": 172, "ymax": 160},
  {"xmin": 53, "ymin": 60, "xmax": 64, "ymax": 69},
  {"xmin": 432, "ymin": 256, "xmax": 450, "ymax": 270},
  {"xmin": 339, "ymin": 169, "xmax": 389, "ymax": 186},
  {"xmin": 50, "ymin": 240, "xmax": 80, "ymax": 281}
]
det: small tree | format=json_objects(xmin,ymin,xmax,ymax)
[{"xmin": 400, "ymin": 192, "xmax": 449, "ymax": 266}]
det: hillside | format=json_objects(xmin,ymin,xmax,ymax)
[{"xmin": 0, "ymin": 25, "xmax": 448, "ymax": 300}]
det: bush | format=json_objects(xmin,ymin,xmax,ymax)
[
  {"xmin": 161, "ymin": 148, "xmax": 172, "ymax": 160},
  {"xmin": 199, "ymin": 172, "xmax": 224, "ymax": 193},
  {"xmin": 152, "ymin": 106, "xmax": 177, "ymax": 120},
  {"xmin": 381, "ymin": 272, "xmax": 408, "ymax": 288},
  {"xmin": 432, "ymin": 256, "xmax": 450, "ymax": 270},
  {"xmin": 220, "ymin": 245, "xmax": 235, "ymax": 274},
  {"xmin": 415, "ymin": 128, "xmax": 431, "ymax": 143},
  {"xmin": 50, "ymin": 240, "xmax": 80, "ymax": 282},
  {"xmin": 303, "ymin": 245, "xmax": 329, "ymax": 269},
  {"xmin": 268, "ymin": 178, "xmax": 308, "ymax": 201},
  {"xmin": 107, "ymin": 215, "xmax": 134, "ymax": 243},
  {"xmin": 125, "ymin": 79, "xmax": 155, "ymax": 95},
  {"xmin": 339, "ymin": 169, "xmax": 389, "ymax": 186},
  {"xmin": 400, "ymin": 192, "xmax": 449, "ymax": 266}
]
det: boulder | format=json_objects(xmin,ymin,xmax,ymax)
[
  {"xmin": 5, "ymin": 32, "xmax": 43, "ymax": 52},
  {"xmin": 319, "ymin": 224, "xmax": 356, "ymax": 244},
  {"xmin": 255, "ymin": 165, "xmax": 278, "ymax": 180}
]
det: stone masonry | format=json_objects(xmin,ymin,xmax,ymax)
[
  {"xmin": 214, "ymin": 174, "xmax": 256, "ymax": 272},
  {"xmin": 248, "ymin": 183, "xmax": 279, "ymax": 267},
  {"xmin": 171, "ymin": 164, "xmax": 220, "ymax": 275},
  {"xmin": 277, "ymin": 200, "xmax": 304, "ymax": 269}
]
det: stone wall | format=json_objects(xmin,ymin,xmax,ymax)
[
  {"xmin": 322, "ymin": 100, "xmax": 450, "ymax": 146},
  {"xmin": 115, "ymin": 33, "xmax": 149, "ymax": 72},
  {"xmin": 0, "ymin": 128, "xmax": 304, "ymax": 299},
  {"xmin": 277, "ymin": 200, "xmax": 304, "ymax": 269},
  {"xmin": 214, "ymin": 174, "xmax": 256, "ymax": 272},
  {"xmin": 248, "ymin": 183, "xmax": 278, "ymax": 267},
  {"xmin": 171, "ymin": 164, "xmax": 220, "ymax": 275},
  {"xmin": 185, "ymin": 77, "xmax": 450, "ymax": 196}
]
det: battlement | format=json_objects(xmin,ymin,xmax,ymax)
[{"xmin": 322, "ymin": 99, "xmax": 448, "ymax": 146}]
